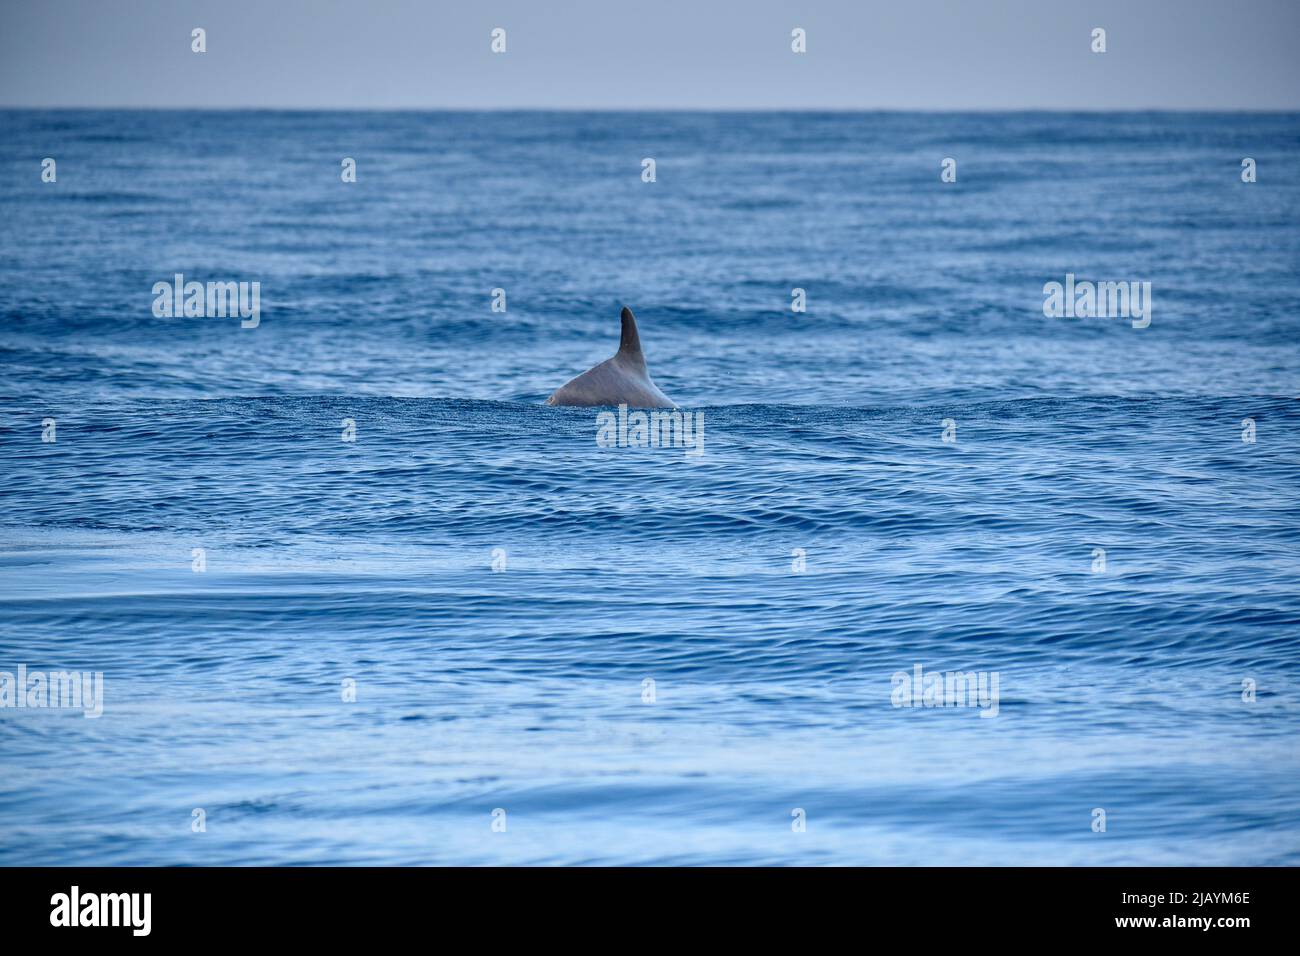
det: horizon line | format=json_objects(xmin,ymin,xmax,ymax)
[{"xmin": 4, "ymin": 105, "xmax": 1299, "ymax": 114}]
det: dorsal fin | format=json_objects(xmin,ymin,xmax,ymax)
[{"xmin": 617, "ymin": 306, "xmax": 645, "ymax": 367}]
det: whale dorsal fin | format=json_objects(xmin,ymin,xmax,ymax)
[{"xmin": 617, "ymin": 306, "xmax": 646, "ymax": 368}]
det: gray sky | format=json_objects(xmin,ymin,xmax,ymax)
[{"xmin": 1, "ymin": 0, "xmax": 1297, "ymax": 109}]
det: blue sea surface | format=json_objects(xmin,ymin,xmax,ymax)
[{"xmin": 1, "ymin": 110, "xmax": 1298, "ymax": 865}]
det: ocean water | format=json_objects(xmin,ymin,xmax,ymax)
[{"xmin": 1, "ymin": 110, "xmax": 1298, "ymax": 866}]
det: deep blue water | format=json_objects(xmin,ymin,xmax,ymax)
[{"xmin": 1, "ymin": 110, "xmax": 1298, "ymax": 865}]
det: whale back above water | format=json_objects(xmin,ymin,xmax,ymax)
[{"xmin": 545, "ymin": 307, "xmax": 676, "ymax": 408}]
